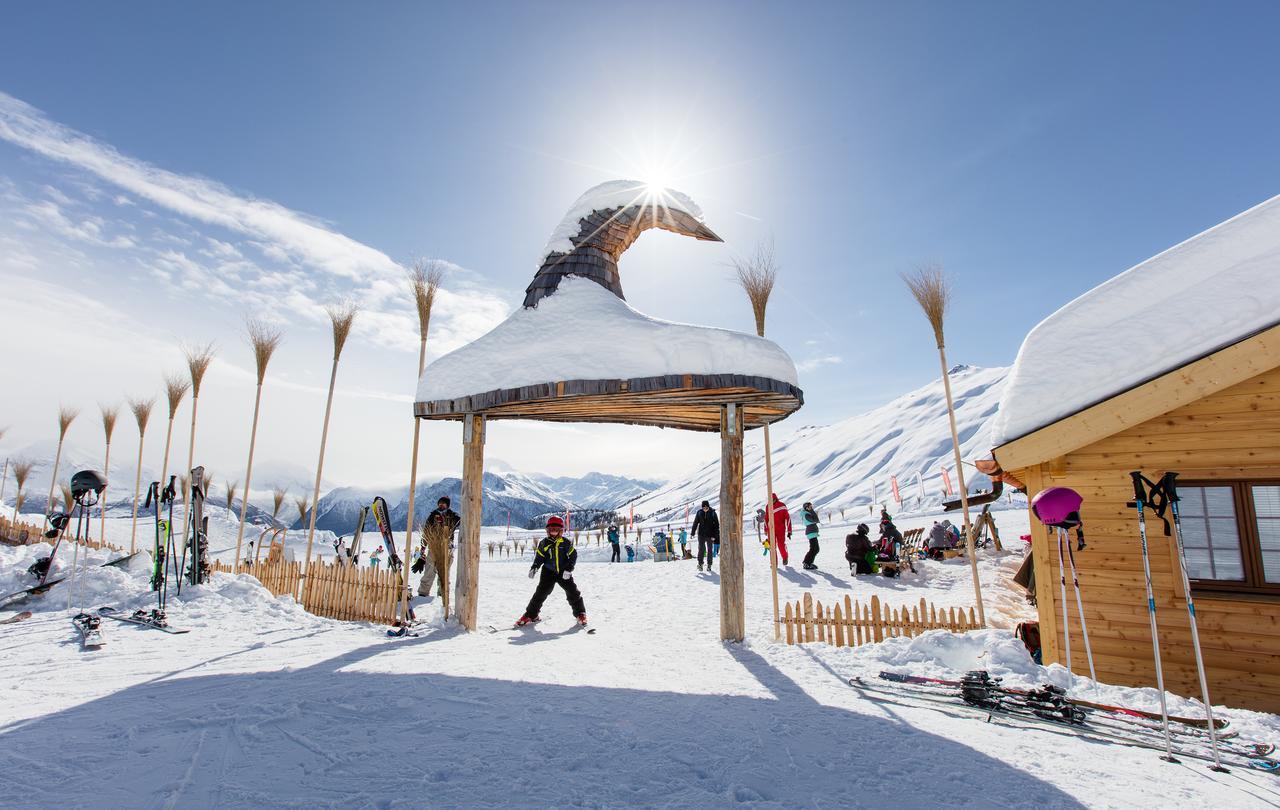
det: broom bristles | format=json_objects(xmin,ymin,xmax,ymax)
[
  {"xmin": 731, "ymin": 239, "xmax": 778, "ymax": 337},
  {"xmin": 326, "ymin": 302, "xmax": 359, "ymax": 360},
  {"xmin": 129, "ymin": 397, "xmax": 156, "ymax": 434},
  {"xmin": 295, "ymin": 495, "xmax": 310, "ymax": 522},
  {"xmin": 902, "ymin": 263, "xmax": 950, "ymax": 348},
  {"xmin": 185, "ymin": 343, "xmax": 217, "ymax": 397},
  {"xmin": 61, "ymin": 483, "xmax": 74, "ymax": 511},
  {"xmin": 247, "ymin": 317, "xmax": 284, "ymax": 385},
  {"xmin": 164, "ymin": 374, "xmax": 190, "ymax": 417},
  {"xmin": 57, "ymin": 405, "xmax": 79, "ymax": 438},
  {"xmin": 225, "ymin": 480, "xmax": 238, "ymax": 509},
  {"xmin": 272, "ymin": 486, "xmax": 287, "ymax": 518},
  {"xmin": 408, "ymin": 258, "xmax": 446, "ymax": 340},
  {"xmin": 12, "ymin": 459, "xmax": 35, "ymax": 489},
  {"xmin": 100, "ymin": 403, "xmax": 120, "ymax": 442}
]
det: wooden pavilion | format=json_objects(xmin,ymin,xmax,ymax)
[
  {"xmin": 991, "ymin": 195, "xmax": 1280, "ymax": 712},
  {"xmin": 414, "ymin": 181, "xmax": 803, "ymax": 639}
]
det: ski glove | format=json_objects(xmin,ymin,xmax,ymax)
[
  {"xmin": 528, "ymin": 568, "xmax": 537, "ymax": 579},
  {"xmin": 562, "ymin": 571, "xmax": 573, "ymax": 581},
  {"xmin": 411, "ymin": 558, "xmax": 426, "ymax": 574}
]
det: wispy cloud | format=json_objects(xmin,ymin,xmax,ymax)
[
  {"xmin": 797, "ymin": 354, "xmax": 843, "ymax": 373},
  {"xmin": 0, "ymin": 91, "xmax": 512, "ymax": 357}
]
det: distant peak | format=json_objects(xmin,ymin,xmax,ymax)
[{"xmin": 948, "ymin": 363, "xmax": 973, "ymax": 375}]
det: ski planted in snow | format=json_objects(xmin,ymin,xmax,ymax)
[
  {"xmin": 185, "ymin": 466, "xmax": 210, "ymax": 587},
  {"xmin": 370, "ymin": 496, "xmax": 402, "ymax": 571},
  {"xmin": 97, "ymin": 605, "xmax": 191, "ymax": 634},
  {"xmin": 73, "ymin": 612, "xmax": 104, "ymax": 648}
]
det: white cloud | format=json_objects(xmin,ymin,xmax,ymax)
[{"xmin": 796, "ymin": 354, "xmax": 843, "ymax": 373}]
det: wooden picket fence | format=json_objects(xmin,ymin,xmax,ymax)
[
  {"xmin": 782, "ymin": 592, "xmax": 981, "ymax": 647},
  {"xmin": 214, "ymin": 558, "xmax": 403, "ymax": 624},
  {"xmin": 0, "ymin": 515, "xmax": 43, "ymax": 545}
]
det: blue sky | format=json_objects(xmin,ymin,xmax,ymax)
[{"xmin": 2, "ymin": 2, "xmax": 1279, "ymax": 490}]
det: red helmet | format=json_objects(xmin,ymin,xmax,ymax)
[{"xmin": 546, "ymin": 516, "xmax": 565, "ymax": 530}]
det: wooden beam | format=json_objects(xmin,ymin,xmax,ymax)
[
  {"xmin": 719, "ymin": 403, "xmax": 745, "ymax": 642},
  {"xmin": 454, "ymin": 413, "xmax": 485, "ymax": 631},
  {"xmin": 995, "ymin": 322, "xmax": 1280, "ymax": 471}
]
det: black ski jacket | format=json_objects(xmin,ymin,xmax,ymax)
[
  {"xmin": 845, "ymin": 530, "xmax": 873, "ymax": 562},
  {"xmin": 691, "ymin": 508, "xmax": 720, "ymax": 541},
  {"xmin": 531, "ymin": 535, "xmax": 577, "ymax": 574},
  {"xmin": 426, "ymin": 506, "xmax": 461, "ymax": 534}
]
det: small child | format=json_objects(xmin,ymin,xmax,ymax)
[{"xmin": 369, "ymin": 545, "xmax": 383, "ymax": 569}]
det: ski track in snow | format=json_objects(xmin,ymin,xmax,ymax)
[{"xmin": 2, "ymin": 511, "xmax": 1279, "ymax": 808}]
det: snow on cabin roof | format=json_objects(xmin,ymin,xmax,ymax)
[
  {"xmin": 540, "ymin": 179, "xmax": 705, "ymax": 265},
  {"xmin": 417, "ymin": 276, "xmax": 798, "ymax": 403},
  {"xmin": 991, "ymin": 193, "xmax": 1280, "ymax": 448}
]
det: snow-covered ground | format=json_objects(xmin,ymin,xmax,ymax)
[{"xmin": 2, "ymin": 508, "xmax": 1277, "ymax": 808}]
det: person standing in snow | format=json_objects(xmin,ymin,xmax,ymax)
[
  {"xmin": 766, "ymin": 494, "xmax": 793, "ymax": 566},
  {"xmin": 801, "ymin": 501, "xmax": 821, "ymax": 570},
  {"xmin": 418, "ymin": 496, "xmax": 461, "ymax": 596},
  {"xmin": 608, "ymin": 524, "xmax": 621, "ymax": 563},
  {"xmin": 691, "ymin": 500, "xmax": 719, "ymax": 572},
  {"xmin": 517, "ymin": 515, "xmax": 587, "ymax": 627},
  {"xmin": 678, "ymin": 526, "xmax": 689, "ymax": 559},
  {"xmin": 369, "ymin": 545, "xmax": 383, "ymax": 569},
  {"xmin": 845, "ymin": 524, "xmax": 875, "ymax": 575}
]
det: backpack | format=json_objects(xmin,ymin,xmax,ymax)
[{"xmin": 1015, "ymin": 621, "xmax": 1042, "ymax": 664}]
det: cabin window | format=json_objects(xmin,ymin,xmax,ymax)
[{"xmin": 1180, "ymin": 482, "xmax": 1280, "ymax": 596}]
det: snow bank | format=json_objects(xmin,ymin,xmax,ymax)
[
  {"xmin": 540, "ymin": 179, "xmax": 703, "ymax": 263},
  {"xmin": 992, "ymin": 193, "xmax": 1280, "ymax": 447},
  {"xmin": 417, "ymin": 276, "xmax": 798, "ymax": 403}
]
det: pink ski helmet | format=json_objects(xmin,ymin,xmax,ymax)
[{"xmin": 1031, "ymin": 487, "xmax": 1083, "ymax": 528}]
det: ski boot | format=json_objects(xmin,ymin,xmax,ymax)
[
  {"xmin": 697, "ymin": 564, "xmax": 703, "ymax": 572},
  {"xmin": 515, "ymin": 614, "xmax": 539, "ymax": 628}
]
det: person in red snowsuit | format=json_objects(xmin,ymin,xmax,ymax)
[{"xmin": 765, "ymin": 493, "xmax": 793, "ymax": 566}]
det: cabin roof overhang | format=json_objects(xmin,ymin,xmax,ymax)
[
  {"xmin": 414, "ymin": 373, "xmax": 803, "ymax": 432},
  {"xmin": 993, "ymin": 320, "xmax": 1280, "ymax": 472}
]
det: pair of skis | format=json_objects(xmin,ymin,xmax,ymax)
[
  {"xmin": 850, "ymin": 672, "xmax": 1276, "ymax": 772},
  {"xmin": 97, "ymin": 605, "xmax": 190, "ymax": 634}
]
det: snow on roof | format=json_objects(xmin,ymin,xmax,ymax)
[
  {"xmin": 991, "ymin": 193, "xmax": 1280, "ymax": 448},
  {"xmin": 417, "ymin": 276, "xmax": 798, "ymax": 403},
  {"xmin": 540, "ymin": 179, "xmax": 704, "ymax": 264}
]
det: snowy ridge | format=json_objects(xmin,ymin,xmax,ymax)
[
  {"xmin": 632, "ymin": 365, "xmax": 1014, "ymax": 520},
  {"xmin": 992, "ymin": 193, "xmax": 1280, "ymax": 446}
]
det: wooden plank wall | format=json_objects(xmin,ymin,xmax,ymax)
[
  {"xmin": 1017, "ymin": 365, "xmax": 1280, "ymax": 712},
  {"xmin": 781, "ymin": 593, "xmax": 979, "ymax": 647}
]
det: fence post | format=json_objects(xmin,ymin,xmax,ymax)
[
  {"xmin": 802, "ymin": 592, "xmax": 814, "ymax": 643},
  {"xmin": 784, "ymin": 602, "xmax": 794, "ymax": 645},
  {"xmin": 833, "ymin": 603, "xmax": 845, "ymax": 647},
  {"xmin": 870, "ymin": 595, "xmax": 883, "ymax": 643}
]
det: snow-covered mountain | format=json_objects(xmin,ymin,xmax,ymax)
[
  {"xmin": 631, "ymin": 365, "xmax": 1018, "ymax": 521},
  {"xmin": 528, "ymin": 471, "xmax": 662, "ymax": 510}
]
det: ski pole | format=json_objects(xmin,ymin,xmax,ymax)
[
  {"xmin": 1063, "ymin": 529, "xmax": 1097, "ymax": 683},
  {"xmin": 1129, "ymin": 472, "xmax": 1177, "ymax": 763},
  {"xmin": 67, "ymin": 495, "xmax": 87, "ymax": 612},
  {"xmin": 1055, "ymin": 527, "xmax": 1072, "ymax": 676},
  {"xmin": 1161, "ymin": 472, "xmax": 1228, "ymax": 772}
]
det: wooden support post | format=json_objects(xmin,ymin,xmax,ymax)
[
  {"xmin": 719, "ymin": 403, "xmax": 745, "ymax": 642},
  {"xmin": 454, "ymin": 413, "xmax": 486, "ymax": 630}
]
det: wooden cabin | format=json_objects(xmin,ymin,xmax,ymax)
[{"xmin": 991, "ymin": 195, "xmax": 1280, "ymax": 712}]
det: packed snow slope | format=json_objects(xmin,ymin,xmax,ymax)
[
  {"xmin": 634, "ymin": 364, "xmax": 1012, "ymax": 520},
  {"xmin": 992, "ymin": 192, "xmax": 1280, "ymax": 446},
  {"xmin": 3, "ymin": 507, "xmax": 1277, "ymax": 809}
]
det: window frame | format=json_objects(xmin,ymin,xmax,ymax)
[{"xmin": 1179, "ymin": 479, "xmax": 1280, "ymax": 598}]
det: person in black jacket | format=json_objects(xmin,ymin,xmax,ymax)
[
  {"xmin": 691, "ymin": 500, "xmax": 720, "ymax": 572},
  {"xmin": 417, "ymin": 496, "xmax": 461, "ymax": 596},
  {"xmin": 517, "ymin": 516, "xmax": 587, "ymax": 626},
  {"xmin": 845, "ymin": 524, "xmax": 874, "ymax": 575}
]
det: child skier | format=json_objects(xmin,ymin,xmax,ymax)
[{"xmin": 516, "ymin": 516, "xmax": 587, "ymax": 627}]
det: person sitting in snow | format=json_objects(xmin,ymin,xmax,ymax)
[
  {"xmin": 517, "ymin": 516, "xmax": 587, "ymax": 627},
  {"xmin": 845, "ymin": 524, "xmax": 875, "ymax": 575},
  {"xmin": 926, "ymin": 521, "xmax": 952, "ymax": 560},
  {"xmin": 877, "ymin": 520, "xmax": 903, "ymax": 561}
]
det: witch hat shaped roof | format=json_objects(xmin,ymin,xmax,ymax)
[{"xmin": 415, "ymin": 180, "xmax": 803, "ymax": 431}]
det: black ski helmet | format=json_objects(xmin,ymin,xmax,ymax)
[{"xmin": 70, "ymin": 470, "xmax": 107, "ymax": 500}]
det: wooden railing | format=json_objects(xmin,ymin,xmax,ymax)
[
  {"xmin": 781, "ymin": 592, "xmax": 981, "ymax": 647},
  {"xmin": 0, "ymin": 516, "xmax": 42, "ymax": 545}
]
